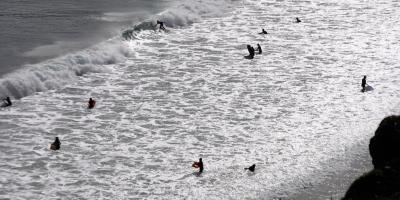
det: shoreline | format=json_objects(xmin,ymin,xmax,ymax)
[{"xmin": 286, "ymin": 143, "xmax": 372, "ymax": 200}]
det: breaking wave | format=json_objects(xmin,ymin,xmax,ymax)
[
  {"xmin": 0, "ymin": 0, "xmax": 239, "ymax": 99},
  {"xmin": 0, "ymin": 40, "xmax": 131, "ymax": 99},
  {"xmin": 123, "ymin": 0, "xmax": 238, "ymax": 39}
]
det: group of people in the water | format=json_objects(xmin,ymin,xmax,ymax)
[
  {"xmin": 192, "ymin": 158, "xmax": 256, "ymax": 174},
  {"xmin": 246, "ymin": 44, "xmax": 262, "ymax": 59},
  {"xmin": 246, "ymin": 18, "xmax": 303, "ymax": 59},
  {"xmin": 47, "ymin": 98, "xmax": 95, "ymax": 151}
]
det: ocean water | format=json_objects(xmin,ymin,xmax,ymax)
[
  {"xmin": 1, "ymin": 0, "xmax": 400, "ymax": 199},
  {"xmin": 0, "ymin": 0, "xmax": 168, "ymax": 75}
]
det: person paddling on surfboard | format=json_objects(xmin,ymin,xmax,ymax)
[
  {"xmin": 156, "ymin": 20, "xmax": 166, "ymax": 31},
  {"xmin": 361, "ymin": 76, "xmax": 367, "ymax": 92},
  {"xmin": 192, "ymin": 158, "xmax": 204, "ymax": 174},
  {"xmin": 88, "ymin": 98, "xmax": 96, "ymax": 109},
  {"xmin": 50, "ymin": 137, "xmax": 61, "ymax": 150},
  {"xmin": 244, "ymin": 164, "xmax": 256, "ymax": 172},
  {"xmin": 2, "ymin": 97, "xmax": 12, "ymax": 107},
  {"xmin": 259, "ymin": 28, "xmax": 268, "ymax": 34}
]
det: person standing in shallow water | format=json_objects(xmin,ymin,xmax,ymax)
[
  {"xmin": 361, "ymin": 76, "xmax": 367, "ymax": 92},
  {"xmin": 198, "ymin": 158, "xmax": 203, "ymax": 173},
  {"xmin": 256, "ymin": 44, "xmax": 262, "ymax": 54},
  {"xmin": 192, "ymin": 158, "xmax": 204, "ymax": 174},
  {"xmin": 88, "ymin": 98, "xmax": 96, "ymax": 109},
  {"xmin": 246, "ymin": 45, "xmax": 255, "ymax": 59}
]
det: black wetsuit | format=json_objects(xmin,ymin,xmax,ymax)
[
  {"xmin": 198, "ymin": 158, "xmax": 204, "ymax": 173},
  {"xmin": 256, "ymin": 44, "xmax": 262, "ymax": 54},
  {"xmin": 51, "ymin": 137, "xmax": 61, "ymax": 150},
  {"xmin": 361, "ymin": 77, "xmax": 366, "ymax": 92},
  {"xmin": 88, "ymin": 98, "xmax": 96, "ymax": 109},
  {"xmin": 157, "ymin": 20, "xmax": 166, "ymax": 31},
  {"xmin": 250, "ymin": 46, "xmax": 255, "ymax": 57},
  {"xmin": 260, "ymin": 29, "xmax": 268, "ymax": 34}
]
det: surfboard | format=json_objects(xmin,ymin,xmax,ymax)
[
  {"xmin": 361, "ymin": 85, "xmax": 374, "ymax": 92},
  {"xmin": 192, "ymin": 162, "xmax": 199, "ymax": 168},
  {"xmin": 244, "ymin": 55, "xmax": 254, "ymax": 59}
]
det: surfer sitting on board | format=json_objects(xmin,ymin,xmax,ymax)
[
  {"xmin": 192, "ymin": 158, "xmax": 204, "ymax": 174},
  {"xmin": 2, "ymin": 97, "xmax": 12, "ymax": 107},
  {"xmin": 361, "ymin": 76, "xmax": 367, "ymax": 92},
  {"xmin": 259, "ymin": 28, "xmax": 268, "ymax": 34},
  {"xmin": 156, "ymin": 20, "xmax": 166, "ymax": 31},
  {"xmin": 296, "ymin": 17, "xmax": 302, "ymax": 23},
  {"xmin": 88, "ymin": 98, "xmax": 96, "ymax": 109},
  {"xmin": 50, "ymin": 137, "xmax": 61, "ymax": 150}
]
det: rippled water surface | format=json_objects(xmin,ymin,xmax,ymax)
[{"xmin": 1, "ymin": 0, "xmax": 400, "ymax": 199}]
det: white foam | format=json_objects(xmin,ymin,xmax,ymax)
[
  {"xmin": 0, "ymin": 39, "xmax": 131, "ymax": 98},
  {"xmin": 1, "ymin": 0, "xmax": 400, "ymax": 199}
]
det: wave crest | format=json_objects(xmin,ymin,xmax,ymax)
[
  {"xmin": 0, "ymin": 40, "xmax": 130, "ymax": 99},
  {"xmin": 123, "ymin": 0, "xmax": 238, "ymax": 39}
]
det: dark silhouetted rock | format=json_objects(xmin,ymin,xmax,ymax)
[
  {"xmin": 343, "ymin": 116, "xmax": 400, "ymax": 200},
  {"xmin": 369, "ymin": 116, "xmax": 400, "ymax": 169}
]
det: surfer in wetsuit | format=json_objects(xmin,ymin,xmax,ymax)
[
  {"xmin": 197, "ymin": 158, "xmax": 203, "ymax": 173},
  {"xmin": 88, "ymin": 98, "xmax": 96, "ymax": 109},
  {"xmin": 256, "ymin": 44, "xmax": 262, "ymax": 54},
  {"xmin": 244, "ymin": 164, "xmax": 256, "ymax": 172},
  {"xmin": 50, "ymin": 137, "xmax": 61, "ymax": 150},
  {"xmin": 259, "ymin": 28, "xmax": 268, "ymax": 34},
  {"xmin": 246, "ymin": 45, "xmax": 255, "ymax": 59},
  {"xmin": 2, "ymin": 97, "xmax": 12, "ymax": 107},
  {"xmin": 156, "ymin": 20, "xmax": 166, "ymax": 31},
  {"xmin": 192, "ymin": 158, "xmax": 204, "ymax": 174},
  {"xmin": 361, "ymin": 76, "xmax": 367, "ymax": 92},
  {"xmin": 296, "ymin": 17, "xmax": 302, "ymax": 23}
]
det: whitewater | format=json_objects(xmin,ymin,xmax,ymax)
[{"xmin": 1, "ymin": 0, "xmax": 400, "ymax": 199}]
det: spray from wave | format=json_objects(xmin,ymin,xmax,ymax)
[
  {"xmin": 0, "ymin": 0, "xmax": 239, "ymax": 99},
  {"xmin": 123, "ymin": 0, "xmax": 239, "ymax": 39},
  {"xmin": 0, "ymin": 40, "xmax": 130, "ymax": 99}
]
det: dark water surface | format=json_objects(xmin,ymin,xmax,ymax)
[{"xmin": 0, "ymin": 0, "xmax": 169, "ymax": 75}]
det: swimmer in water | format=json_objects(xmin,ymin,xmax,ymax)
[
  {"xmin": 50, "ymin": 137, "xmax": 61, "ymax": 150},
  {"xmin": 88, "ymin": 98, "xmax": 96, "ymax": 109},
  {"xmin": 259, "ymin": 28, "xmax": 268, "ymax": 34},
  {"xmin": 244, "ymin": 164, "xmax": 256, "ymax": 172}
]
